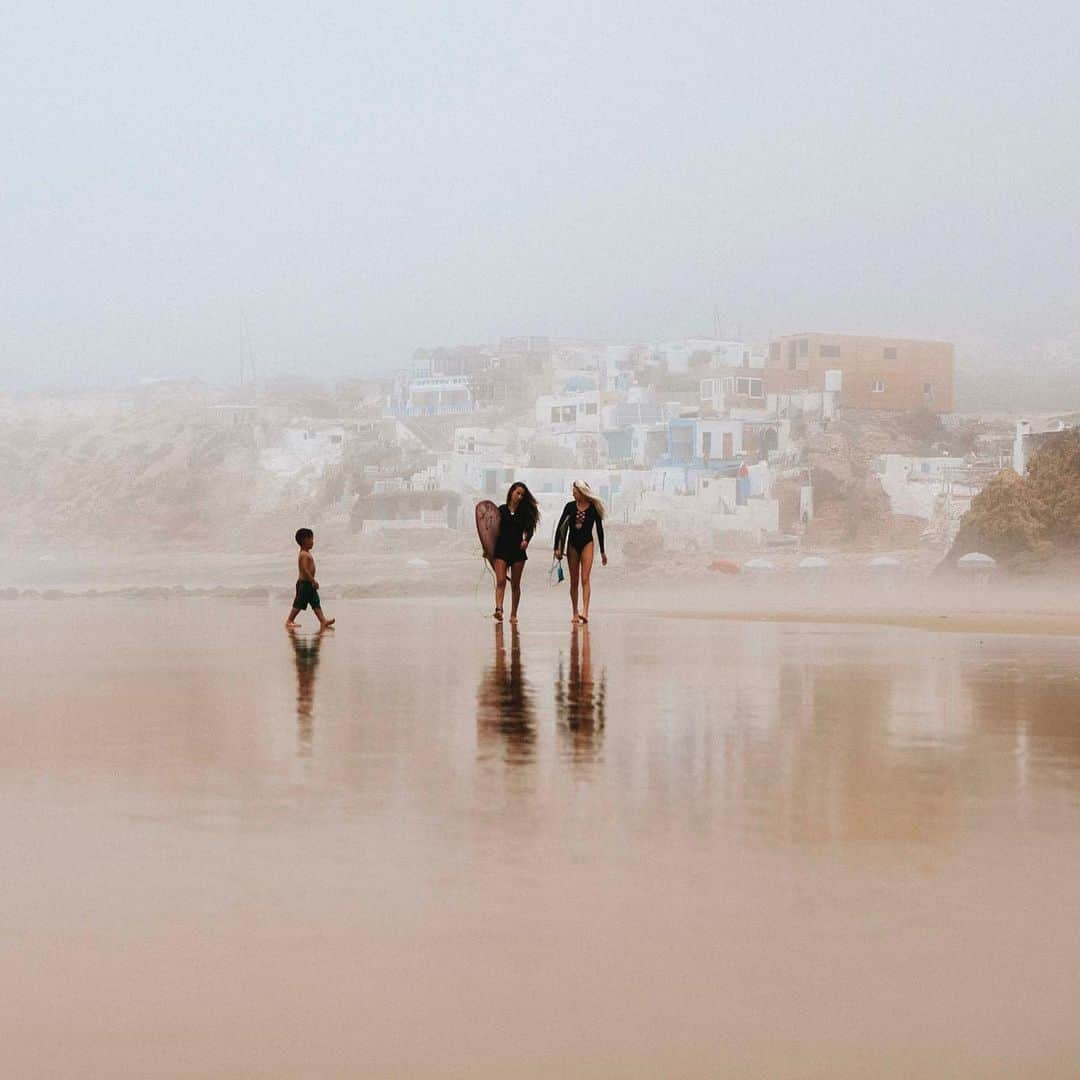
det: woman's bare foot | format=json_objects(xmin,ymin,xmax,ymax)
[
  {"xmin": 285, "ymin": 620, "xmax": 298, "ymax": 628},
  {"xmin": 493, "ymin": 608, "xmax": 503, "ymax": 622},
  {"xmin": 509, "ymin": 614, "xmax": 518, "ymax": 624},
  {"xmin": 319, "ymin": 618, "xmax": 336, "ymax": 630}
]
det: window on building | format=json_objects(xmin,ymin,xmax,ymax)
[
  {"xmin": 584, "ymin": 403, "xmax": 597, "ymax": 415},
  {"xmin": 798, "ymin": 338, "xmax": 809, "ymax": 357},
  {"xmin": 769, "ymin": 342, "xmax": 780, "ymax": 365},
  {"xmin": 742, "ymin": 350, "xmax": 750, "ymax": 367},
  {"xmin": 722, "ymin": 377, "xmax": 735, "ymax": 393},
  {"xmin": 787, "ymin": 355, "xmax": 797, "ymax": 371},
  {"xmin": 883, "ymin": 347, "xmax": 898, "ymax": 360},
  {"xmin": 736, "ymin": 377, "xmax": 764, "ymax": 398},
  {"xmin": 702, "ymin": 432, "xmax": 712, "ymax": 458},
  {"xmin": 786, "ymin": 341, "xmax": 797, "ymax": 363},
  {"xmin": 873, "ymin": 378, "xmax": 887, "ymax": 393},
  {"xmin": 550, "ymin": 407, "xmax": 560, "ymax": 423},
  {"xmin": 923, "ymin": 381, "xmax": 934, "ymax": 399},
  {"xmin": 820, "ymin": 344, "xmax": 840, "ymax": 358}
]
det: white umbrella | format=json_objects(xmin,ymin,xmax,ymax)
[
  {"xmin": 958, "ymin": 551, "xmax": 996, "ymax": 567},
  {"xmin": 798, "ymin": 556, "xmax": 830, "ymax": 570},
  {"xmin": 407, "ymin": 557, "xmax": 430, "ymax": 569},
  {"xmin": 867, "ymin": 555, "xmax": 902, "ymax": 568},
  {"xmin": 743, "ymin": 557, "xmax": 775, "ymax": 571}
]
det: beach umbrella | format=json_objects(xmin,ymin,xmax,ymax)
[
  {"xmin": 743, "ymin": 557, "xmax": 776, "ymax": 572},
  {"xmin": 798, "ymin": 556, "xmax": 830, "ymax": 570},
  {"xmin": 407, "ymin": 557, "xmax": 430, "ymax": 569},
  {"xmin": 866, "ymin": 555, "xmax": 902, "ymax": 569},
  {"xmin": 958, "ymin": 552, "xmax": 996, "ymax": 568}
]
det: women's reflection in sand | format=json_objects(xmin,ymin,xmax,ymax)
[
  {"xmin": 556, "ymin": 624, "xmax": 606, "ymax": 765},
  {"xmin": 289, "ymin": 629, "xmax": 322, "ymax": 755},
  {"xmin": 476, "ymin": 623, "xmax": 536, "ymax": 764}
]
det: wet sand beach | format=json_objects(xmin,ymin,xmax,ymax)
[{"xmin": 3, "ymin": 597, "xmax": 1080, "ymax": 1077}]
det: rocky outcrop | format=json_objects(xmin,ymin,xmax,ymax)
[{"xmin": 944, "ymin": 429, "xmax": 1080, "ymax": 572}]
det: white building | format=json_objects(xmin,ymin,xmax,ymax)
[
  {"xmin": 700, "ymin": 373, "xmax": 766, "ymax": 412},
  {"xmin": 405, "ymin": 376, "xmax": 472, "ymax": 416},
  {"xmin": 873, "ymin": 454, "xmax": 990, "ymax": 541},
  {"xmin": 453, "ymin": 426, "xmax": 516, "ymax": 457},
  {"xmin": 656, "ymin": 339, "xmax": 755, "ymax": 375},
  {"xmin": 665, "ymin": 418, "xmax": 747, "ymax": 464},
  {"xmin": 600, "ymin": 388, "xmax": 662, "ymax": 430},
  {"xmin": 1011, "ymin": 419, "xmax": 1073, "ymax": 475},
  {"xmin": 631, "ymin": 469, "xmax": 779, "ymax": 542},
  {"xmin": 535, "ymin": 392, "xmax": 601, "ymax": 433}
]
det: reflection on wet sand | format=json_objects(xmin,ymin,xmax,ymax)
[
  {"xmin": 5, "ymin": 604, "xmax": 1080, "ymax": 1077},
  {"xmin": 289, "ymin": 628, "xmax": 323, "ymax": 754},
  {"xmin": 555, "ymin": 625, "xmax": 606, "ymax": 766},
  {"xmin": 762, "ymin": 656, "xmax": 964, "ymax": 849},
  {"xmin": 476, "ymin": 623, "xmax": 535, "ymax": 765}
]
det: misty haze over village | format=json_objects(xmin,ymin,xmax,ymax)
[
  {"xmin": 3, "ymin": 324, "xmax": 1079, "ymax": 587},
  {"xmin": 3, "ymin": 3, "xmax": 1079, "ymax": 582}
]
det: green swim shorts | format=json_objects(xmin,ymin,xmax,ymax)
[{"xmin": 293, "ymin": 580, "xmax": 321, "ymax": 610}]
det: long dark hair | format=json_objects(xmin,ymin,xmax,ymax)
[{"xmin": 505, "ymin": 482, "xmax": 540, "ymax": 534}]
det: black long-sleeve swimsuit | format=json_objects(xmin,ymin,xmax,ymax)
[
  {"xmin": 493, "ymin": 504, "xmax": 534, "ymax": 565},
  {"xmin": 554, "ymin": 501, "xmax": 605, "ymax": 556}
]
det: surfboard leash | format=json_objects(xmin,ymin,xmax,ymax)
[{"xmin": 474, "ymin": 549, "xmax": 496, "ymax": 617}]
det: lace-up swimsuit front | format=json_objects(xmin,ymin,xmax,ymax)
[{"xmin": 555, "ymin": 501, "xmax": 605, "ymax": 557}]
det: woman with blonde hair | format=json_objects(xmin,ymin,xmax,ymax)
[{"xmin": 553, "ymin": 480, "xmax": 607, "ymax": 624}]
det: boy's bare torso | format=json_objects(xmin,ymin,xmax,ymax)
[{"xmin": 298, "ymin": 551, "xmax": 317, "ymax": 586}]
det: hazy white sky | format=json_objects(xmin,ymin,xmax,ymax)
[{"xmin": 3, "ymin": 1, "xmax": 1079, "ymax": 387}]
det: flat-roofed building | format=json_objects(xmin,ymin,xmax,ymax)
[{"xmin": 766, "ymin": 333, "xmax": 954, "ymax": 413}]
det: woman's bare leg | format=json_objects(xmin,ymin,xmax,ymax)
[
  {"xmin": 493, "ymin": 559, "xmax": 507, "ymax": 618},
  {"xmin": 509, "ymin": 561, "xmax": 524, "ymax": 622},
  {"xmin": 567, "ymin": 547, "xmax": 581, "ymax": 621},
  {"xmin": 579, "ymin": 542, "xmax": 595, "ymax": 622}
]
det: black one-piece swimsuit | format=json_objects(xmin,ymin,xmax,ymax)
[{"xmin": 555, "ymin": 501, "xmax": 605, "ymax": 556}]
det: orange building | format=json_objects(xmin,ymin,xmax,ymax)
[{"xmin": 766, "ymin": 333, "xmax": 954, "ymax": 413}]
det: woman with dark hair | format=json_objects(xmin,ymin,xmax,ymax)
[{"xmin": 492, "ymin": 482, "xmax": 540, "ymax": 623}]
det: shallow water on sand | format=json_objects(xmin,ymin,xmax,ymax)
[{"xmin": 3, "ymin": 599, "xmax": 1080, "ymax": 1078}]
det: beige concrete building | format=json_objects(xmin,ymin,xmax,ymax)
[{"xmin": 766, "ymin": 333, "xmax": 954, "ymax": 413}]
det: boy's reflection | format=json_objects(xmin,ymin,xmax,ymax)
[
  {"xmin": 476, "ymin": 623, "xmax": 535, "ymax": 764},
  {"xmin": 288, "ymin": 628, "xmax": 323, "ymax": 754},
  {"xmin": 556, "ymin": 624, "xmax": 606, "ymax": 765}
]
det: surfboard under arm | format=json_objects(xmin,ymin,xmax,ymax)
[{"xmin": 475, "ymin": 500, "xmax": 500, "ymax": 564}]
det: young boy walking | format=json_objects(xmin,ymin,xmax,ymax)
[{"xmin": 285, "ymin": 528, "xmax": 335, "ymax": 630}]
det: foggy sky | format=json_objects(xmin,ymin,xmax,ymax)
[{"xmin": 3, "ymin": 1, "xmax": 1079, "ymax": 388}]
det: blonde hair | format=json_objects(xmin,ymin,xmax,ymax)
[{"xmin": 572, "ymin": 479, "xmax": 606, "ymax": 521}]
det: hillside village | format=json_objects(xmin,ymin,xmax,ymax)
[{"xmin": 2, "ymin": 332, "xmax": 1078, "ymax": 576}]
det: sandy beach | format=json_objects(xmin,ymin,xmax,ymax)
[{"xmin": 3, "ymin": 595, "xmax": 1080, "ymax": 1077}]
